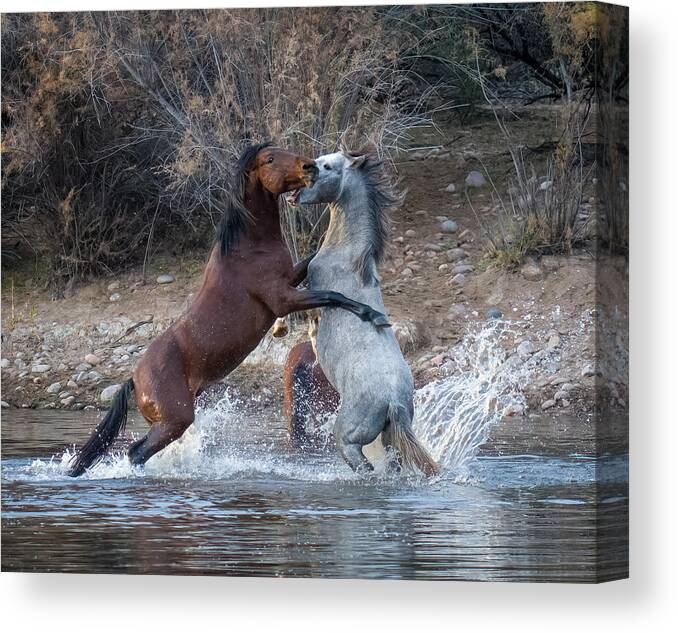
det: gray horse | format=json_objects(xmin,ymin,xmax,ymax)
[{"xmin": 295, "ymin": 147, "xmax": 438, "ymax": 476}]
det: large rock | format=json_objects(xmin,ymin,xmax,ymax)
[
  {"xmin": 100, "ymin": 384, "xmax": 122, "ymax": 403},
  {"xmin": 157, "ymin": 274, "xmax": 176, "ymax": 285},
  {"xmin": 465, "ymin": 171, "xmax": 486, "ymax": 188},
  {"xmin": 445, "ymin": 248, "xmax": 466, "ymax": 262},
  {"xmin": 440, "ymin": 220, "xmax": 458, "ymax": 233},
  {"xmin": 31, "ymin": 364, "xmax": 51, "ymax": 373},
  {"xmin": 46, "ymin": 382, "xmax": 62, "ymax": 394}
]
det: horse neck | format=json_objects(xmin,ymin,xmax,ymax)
[
  {"xmin": 243, "ymin": 180, "xmax": 282, "ymax": 243},
  {"xmin": 323, "ymin": 182, "xmax": 374, "ymax": 265}
]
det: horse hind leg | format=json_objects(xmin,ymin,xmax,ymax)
[
  {"xmin": 334, "ymin": 406, "xmax": 385, "ymax": 474},
  {"xmin": 129, "ymin": 387, "xmax": 195, "ymax": 466}
]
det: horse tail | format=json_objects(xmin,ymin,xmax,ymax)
[
  {"xmin": 387, "ymin": 402, "xmax": 439, "ymax": 477},
  {"xmin": 67, "ymin": 379, "xmax": 135, "ymax": 477}
]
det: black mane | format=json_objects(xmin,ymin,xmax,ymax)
[{"xmin": 217, "ymin": 141, "xmax": 273, "ymax": 256}]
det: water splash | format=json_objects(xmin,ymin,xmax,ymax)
[
  {"xmin": 413, "ymin": 321, "xmax": 537, "ymax": 476},
  {"xmin": 18, "ymin": 320, "xmax": 556, "ymax": 484}
]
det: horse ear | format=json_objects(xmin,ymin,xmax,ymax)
[{"xmin": 347, "ymin": 154, "xmax": 368, "ymax": 170}]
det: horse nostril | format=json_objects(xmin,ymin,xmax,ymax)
[{"xmin": 303, "ymin": 163, "xmax": 316, "ymax": 172}]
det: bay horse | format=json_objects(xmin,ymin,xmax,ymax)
[
  {"xmin": 283, "ymin": 313, "xmax": 339, "ymax": 448},
  {"xmin": 67, "ymin": 142, "xmax": 390, "ymax": 477},
  {"xmin": 295, "ymin": 146, "xmax": 438, "ymax": 476}
]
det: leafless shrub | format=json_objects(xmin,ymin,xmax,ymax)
[{"xmin": 2, "ymin": 8, "xmax": 439, "ymax": 281}]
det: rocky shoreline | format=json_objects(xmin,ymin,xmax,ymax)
[{"xmin": 2, "ymin": 145, "xmax": 628, "ymax": 420}]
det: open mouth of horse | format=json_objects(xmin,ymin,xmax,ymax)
[{"xmin": 286, "ymin": 187, "xmax": 303, "ymax": 205}]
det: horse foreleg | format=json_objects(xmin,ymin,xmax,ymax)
[
  {"xmin": 271, "ymin": 287, "xmax": 390, "ymax": 328},
  {"xmin": 289, "ymin": 251, "xmax": 317, "ymax": 287}
]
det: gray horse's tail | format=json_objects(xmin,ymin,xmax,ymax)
[{"xmin": 387, "ymin": 403, "xmax": 439, "ymax": 477}]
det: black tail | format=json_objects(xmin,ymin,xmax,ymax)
[{"xmin": 67, "ymin": 379, "xmax": 135, "ymax": 477}]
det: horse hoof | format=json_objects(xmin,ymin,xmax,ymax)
[{"xmin": 372, "ymin": 314, "xmax": 391, "ymax": 328}]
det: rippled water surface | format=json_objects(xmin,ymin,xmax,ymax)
[{"xmin": 2, "ymin": 404, "xmax": 627, "ymax": 581}]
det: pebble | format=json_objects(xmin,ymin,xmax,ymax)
[
  {"xmin": 0, "ymin": 358, "xmax": 10, "ymax": 369},
  {"xmin": 107, "ymin": 281, "xmax": 121, "ymax": 292},
  {"xmin": 157, "ymin": 274, "xmax": 176, "ymax": 284},
  {"xmin": 46, "ymin": 382, "xmax": 62, "ymax": 394},
  {"xmin": 451, "ymin": 273, "xmax": 465, "ymax": 284},
  {"xmin": 445, "ymin": 248, "xmax": 466, "ymax": 262},
  {"xmin": 562, "ymin": 383, "xmax": 579, "ymax": 392},
  {"xmin": 404, "ymin": 229, "xmax": 416, "ymax": 238},
  {"xmin": 453, "ymin": 264, "xmax": 474, "ymax": 274},
  {"xmin": 435, "ymin": 215, "xmax": 448, "ymax": 223},
  {"xmin": 465, "ymin": 171, "xmax": 486, "ymax": 188},
  {"xmin": 540, "ymin": 180, "xmax": 553, "ymax": 191},
  {"xmin": 424, "ymin": 243, "xmax": 442, "ymax": 253},
  {"xmin": 541, "ymin": 399, "xmax": 556, "ymax": 410},
  {"xmin": 445, "ymin": 183, "xmax": 456, "ymax": 193},
  {"xmin": 109, "ymin": 293, "xmax": 122, "ymax": 302},
  {"xmin": 100, "ymin": 384, "xmax": 122, "ymax": 402},
  {"xmin": 84, "ymin": 354, "xmax": 101, "ymax": 365},
  {"xmin": 67, "ymin": 380, "xmax": 79, "ymax": 389},
  {"xmin": 438, "ymin": 264, "xmax": 449, "ymax": 273},
  {"xmin": 517, "ymin": 340, "xmax": 536, "ymax": 359},
  {"xmin": 61, "ymin": 396, "xmax": 76, "ymax": 406},
  {"xmin": 581, "ymin": 364, "xmax": 600, "ymax": 377},
  {"xmin": 76, "ymin": 363, "xmax": 93, "ymax": 372},
  {"xmin": 503, "ymin": 403, "xmax": 525, "ymax": 417},
  {"xmin": 554, "ymin": 390, "xmax": 567, "ymax": 401},
  {"xmin": 1, "ymin": 401, "xmax": 9, "ymax": 408},
  {"xmin": 440, "ymin": 220, "xmax": 458, "ymax": 233},
  {"xmin": 547, "ymin": 334, "xmax": 561, "ymax": 349},
  {"xmin": 430, "ymin": 354, "xmax": 445, "ymax": 367},
  {"xmin": 448, "ymin": 304, "xmax": 469, "ymax": 319},
  {"xmin": 59, "ymin": 391, "xmax": 72, "ymax": 400},
  {"xmin": 31, "ymin": 364, "xmax": 51, "ymax": 373},
  {"xmin": 486, "ymin": 307, "xmax": 502, "ymax": 319},
  {"xmin": 87, "ymin": 370, "xmax": 104, "ymax": 382},
  {"xmin": 401, "ymin": 268, "xmax": 413, "ymax": 277}
]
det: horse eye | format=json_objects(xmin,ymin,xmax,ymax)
[
  {"xmin": 267, "ymin": 156, "xmax": 274, "ymax": 164},
  {"xmin": 324, "ymin": 164, "xmax": 331, "ymax": 170}
]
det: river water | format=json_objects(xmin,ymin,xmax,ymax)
[
  {"xmin": 1, "ymin": 402, "xmax": 627, "ymax": 581},
  {"xmin": 2, "ymin": 322, "xmax": 628, "ymax": 581}
]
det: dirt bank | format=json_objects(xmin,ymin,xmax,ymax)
[{"xmin": 1, "ymin": 110, "xmax": 628, "ymax": 420}]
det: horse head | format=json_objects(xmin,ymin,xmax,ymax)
[{"xmin": 244, "ymin": 143, "xmax": 318, "ymax": 198}]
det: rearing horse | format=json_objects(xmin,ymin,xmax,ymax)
[{"xmin": 68, "ymin": 143, "xmax": 389, "ymax": 476}]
